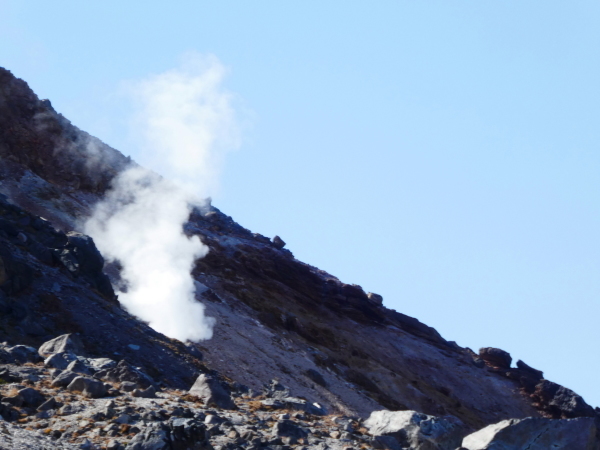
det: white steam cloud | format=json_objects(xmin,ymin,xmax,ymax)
[{"xmin": 84, "ymin": 53, "xmax": 240, "ymax": 342}]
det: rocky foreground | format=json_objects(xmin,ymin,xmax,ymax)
[{"xmin": 0, "ymin": 333, "xmax": 595, "ymax": 450}]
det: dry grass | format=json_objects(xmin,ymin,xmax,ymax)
[{"xmin": 179, "ymin": 394, "xmax": 203, "ymax": 404}]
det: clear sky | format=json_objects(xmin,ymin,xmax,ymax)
[{"xmin": 2, "ymin": 1, "xmax": 600, "ymax": 407}]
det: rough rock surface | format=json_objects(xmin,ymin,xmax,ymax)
[
  {"xmin": 39, "ymin": 334, "xmax": 85, "ymax": 358},
  {"xmin": 461, "ymin": 417, "xmax": 597, "ymax": 450},
  {"xmin": 188, "ymin": 374, "xmax": 235, "ymax": 409},
  {"xmin": 364, "ymin": 410, "xmax": 463, "ymax": 450}
]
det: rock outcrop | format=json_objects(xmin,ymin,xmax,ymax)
[{"xmin": 461, "ymin": 417, "xmax": 598, "ymax": 450}]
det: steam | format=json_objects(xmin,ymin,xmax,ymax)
[{"xmin": 84, "ymin": 53, "xmax": 240, "ymax": 342}]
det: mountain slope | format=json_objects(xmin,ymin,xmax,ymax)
[{"xmin": 0, "ymin": 66, "xmax": 594, "ymax": 432}]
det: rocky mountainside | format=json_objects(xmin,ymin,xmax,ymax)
[{"xmin": 0, "ymin": 66, "xmax": 598, "ymax": 449}]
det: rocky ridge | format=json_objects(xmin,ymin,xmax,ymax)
[{"xmin": 0, "ymin": 66, "xmax": 598, "ymax": 448}]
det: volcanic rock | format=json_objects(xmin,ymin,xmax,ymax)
[
  {"xmin": 364, "ymin": 410, "xmax": 463, "ymax": 450},
  {"xmin": 39, "ymin": 334, "xmax": 85, "ymax": 358},
  {"xmin": 461, "ymin": 417, "xmax": 597, "ymax": 450},
  {"xmin": 479, "ymin": 347, "xmax": 512, "ymax": 369},
  {"xmin": 188, "ymin": 374, "xmax": 235, "ymax": 409}
]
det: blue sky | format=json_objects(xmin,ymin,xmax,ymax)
[{"xmin": 2, "ymin": 1, "xmax": 600, "ymax": 406}]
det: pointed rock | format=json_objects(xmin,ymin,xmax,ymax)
[
  {"xmin": 38, "ymin": 334, "xmax": 84, "ymax": 358},
  {"xmin": 188, "ymin": 374, "xmax": 235, "ymax": 409}
]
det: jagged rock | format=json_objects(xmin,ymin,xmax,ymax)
[
  {"xmin": 188, "ymin": 374, "xmax": 236, "ymax": 409},
  {"xmin": 516, "ymin": 360, "xmax": 543, "ymax": 379},
  {"xmin": 461, "ymin": 417, "xmax": 597, "ymax": 449},
  {"xmin": 272, "ymin": 419, "xmax": 308, "ymax": 445},
  {"xmin": 65, "ymin": 359, "xmax": 93, "ymax": 375},
  {"xmin": 264, "ymin": 379, "xmax": 290, "ymax": 398},
  {"xmin": 0, "ymin": 402, "xmax": 18, "ymax": 421},
  {"xmin": 2, "ymin": 393, "xmax": 23, "ymax": 407},
  {"xmin": 170, "ymin": 418, "xmax": 209, "ymax": 449},
  {"xmin": 479, "ymin": 347, "xmax": 512, "ymax": 369},
  {"xmin": 94, "ymin": 359, "xmax": 154, "ymax": 389},
  {"xmin": 126, "ymin": 424, "xmax": 170, "ymax": 450},
  {"xmin": 65, "ymin": 232, "xmax": 114, "ymax": 299},
  {"xmin": 531, "ymin": 380, "xmax": 595, "ymax": 418},
  {"xmin": 38, "ymin": 334, "xmax": 84, "ymax": 358},
  {"xmin": 44, "ymin": 352, "xmax": 77, "ymax": 370},
  {"xmin": 36, "ymin": 397, "xmax": 57, "ymax": 412},
  {"xmin": 51, "ymin": 370, "xmax": 78, "ymax": 387},
  {"xmin": 364, "ymin": 410, "xmax": 463, "ymax": 450},
  {"xmin": 67, "ymin": 376, "xmax": 107, "ymax": 398},
  {"xmin": 272, "ymin": 236, "xmax": 286, "ymax": 249},
  {"xmin": 87, "ymin": 357, "xmax": 116, "ymax": 371},
  {"xmin": 17, "ymin": 387, "xmax": 45, "ymax": 407}
]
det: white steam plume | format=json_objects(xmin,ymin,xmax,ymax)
[{"xmin": 84, "ymin": 53, "xmax": 240, "ymax": 342}]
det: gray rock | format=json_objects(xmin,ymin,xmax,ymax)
[
  {"xmin": 272, "ymin": 419, "xmax": 308, "ymax": 445},
  {"xmin": 367, "ymin": 292, "xmax": 384, "ymax": 305},
  {"xmin": 6, "ymin": 345, "xmax": 41, "ymax": 364},
  {"xmin": 126, "ymin": 425, "xmax": 170, "ymax": 450},
  {"xmin": 260, "ymin": 397, "xmax": 327, "ymax": 416},
  {"xmin": 2, "ymin": 394, "xmax": 23, "ymax": 407},
  {"xmin": 132, "ymin": 386, "xmax": 156, "ymax": 398},
  {"xmin": 67, "ymin": 376, "xmax": 107, "ymax": 398},
  {"xmin": 120, "ymin": 381, "xmax": 137, "ymax": 392},
  {"xmin": 170, "ymin": 418, "xmax": 208, "ymax": 447},
  {"xmin": 17, "ymin": 387, "xmax": 45, "ymax": 407},
  {"xmin": 66, "ymin": 359, "xmax": 93, "ymax": 375},
  {"xmin": 461, "ymin": 417, "xmax": 597, "ymax": 450},
  {"xmin": 37, "ymin": 397, "xmax": 58, "ymax": 412},
  {"xmin": 364, "ymin": 410, "xmax": 463, "ymax": 450},
  {"xmin": 188, "ymin": 374, "xmax": 235, "ymax": 409},
  {"xmin": 272, "ymin": 235, "xmax": 286, "ymax": 249},
  {"xmin": 39, "ymin": 334, "xmax": 84, "ymax": 358},
  {"xmin": 51, "ymin": 370, "xmax": 78, "ymax": 388},
  {"xmin": 94, "ymin": 360, "xmax": 154, "ymax": 389},
  {"xmin": 44, "ymin": 352, "xmax": 77, "ymax": 370},
  {"xmin": 532, "ymin": 380, "xmax": 595, "ymax": 418},
  {"xmin": 87, "ymin": 358, "xmax": 116, "ymax": 371}
]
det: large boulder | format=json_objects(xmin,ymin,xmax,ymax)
[
  {"xmin": 531, "ymin": 380, "xmax": 595, "ymax": 418},
  {"xmin": 188, "ymin": 374, "xmax": 235, "ymax": 409},
  {"xmin": 364, "ymin": 410, "xmax": 463, "ymax": 450},
  {"xmin": 51, "ymin": 370, "xmax": 79, "ymax": 388},
  {"xmin": 44, "ymin": 351, "xmax": 77, "ymax": 370},
  {"xmin": 479, "ymin": 347, "xmax": 512, "ymax": 369},
  {"xmin": 5, "ymin": 345, "xmax": 41, "ymax": 364},
  {"xmin": 271, "ymin": 419, "xmax": 308, "ymax": 445},
  {"xmin": 67, "ymin": 376, "xmax": 107, "ymax": 398},
  {"xmin": 17, "ymin": 387, "xmax": 45, "ymax": 408},
  {"xmin": 126, "ymin": 424, "xmax": 170, "ymax": 450},
  {"xmin": 461, "ymin": 417, "xmax": 597, "ymax": 450},
  {"xmin": 38, "ymin": 334, "xmax": 84, "ymax": 358},
  {"xmin": 64, "ymin": 232, "xmax": 114, "ymax": 299}
]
